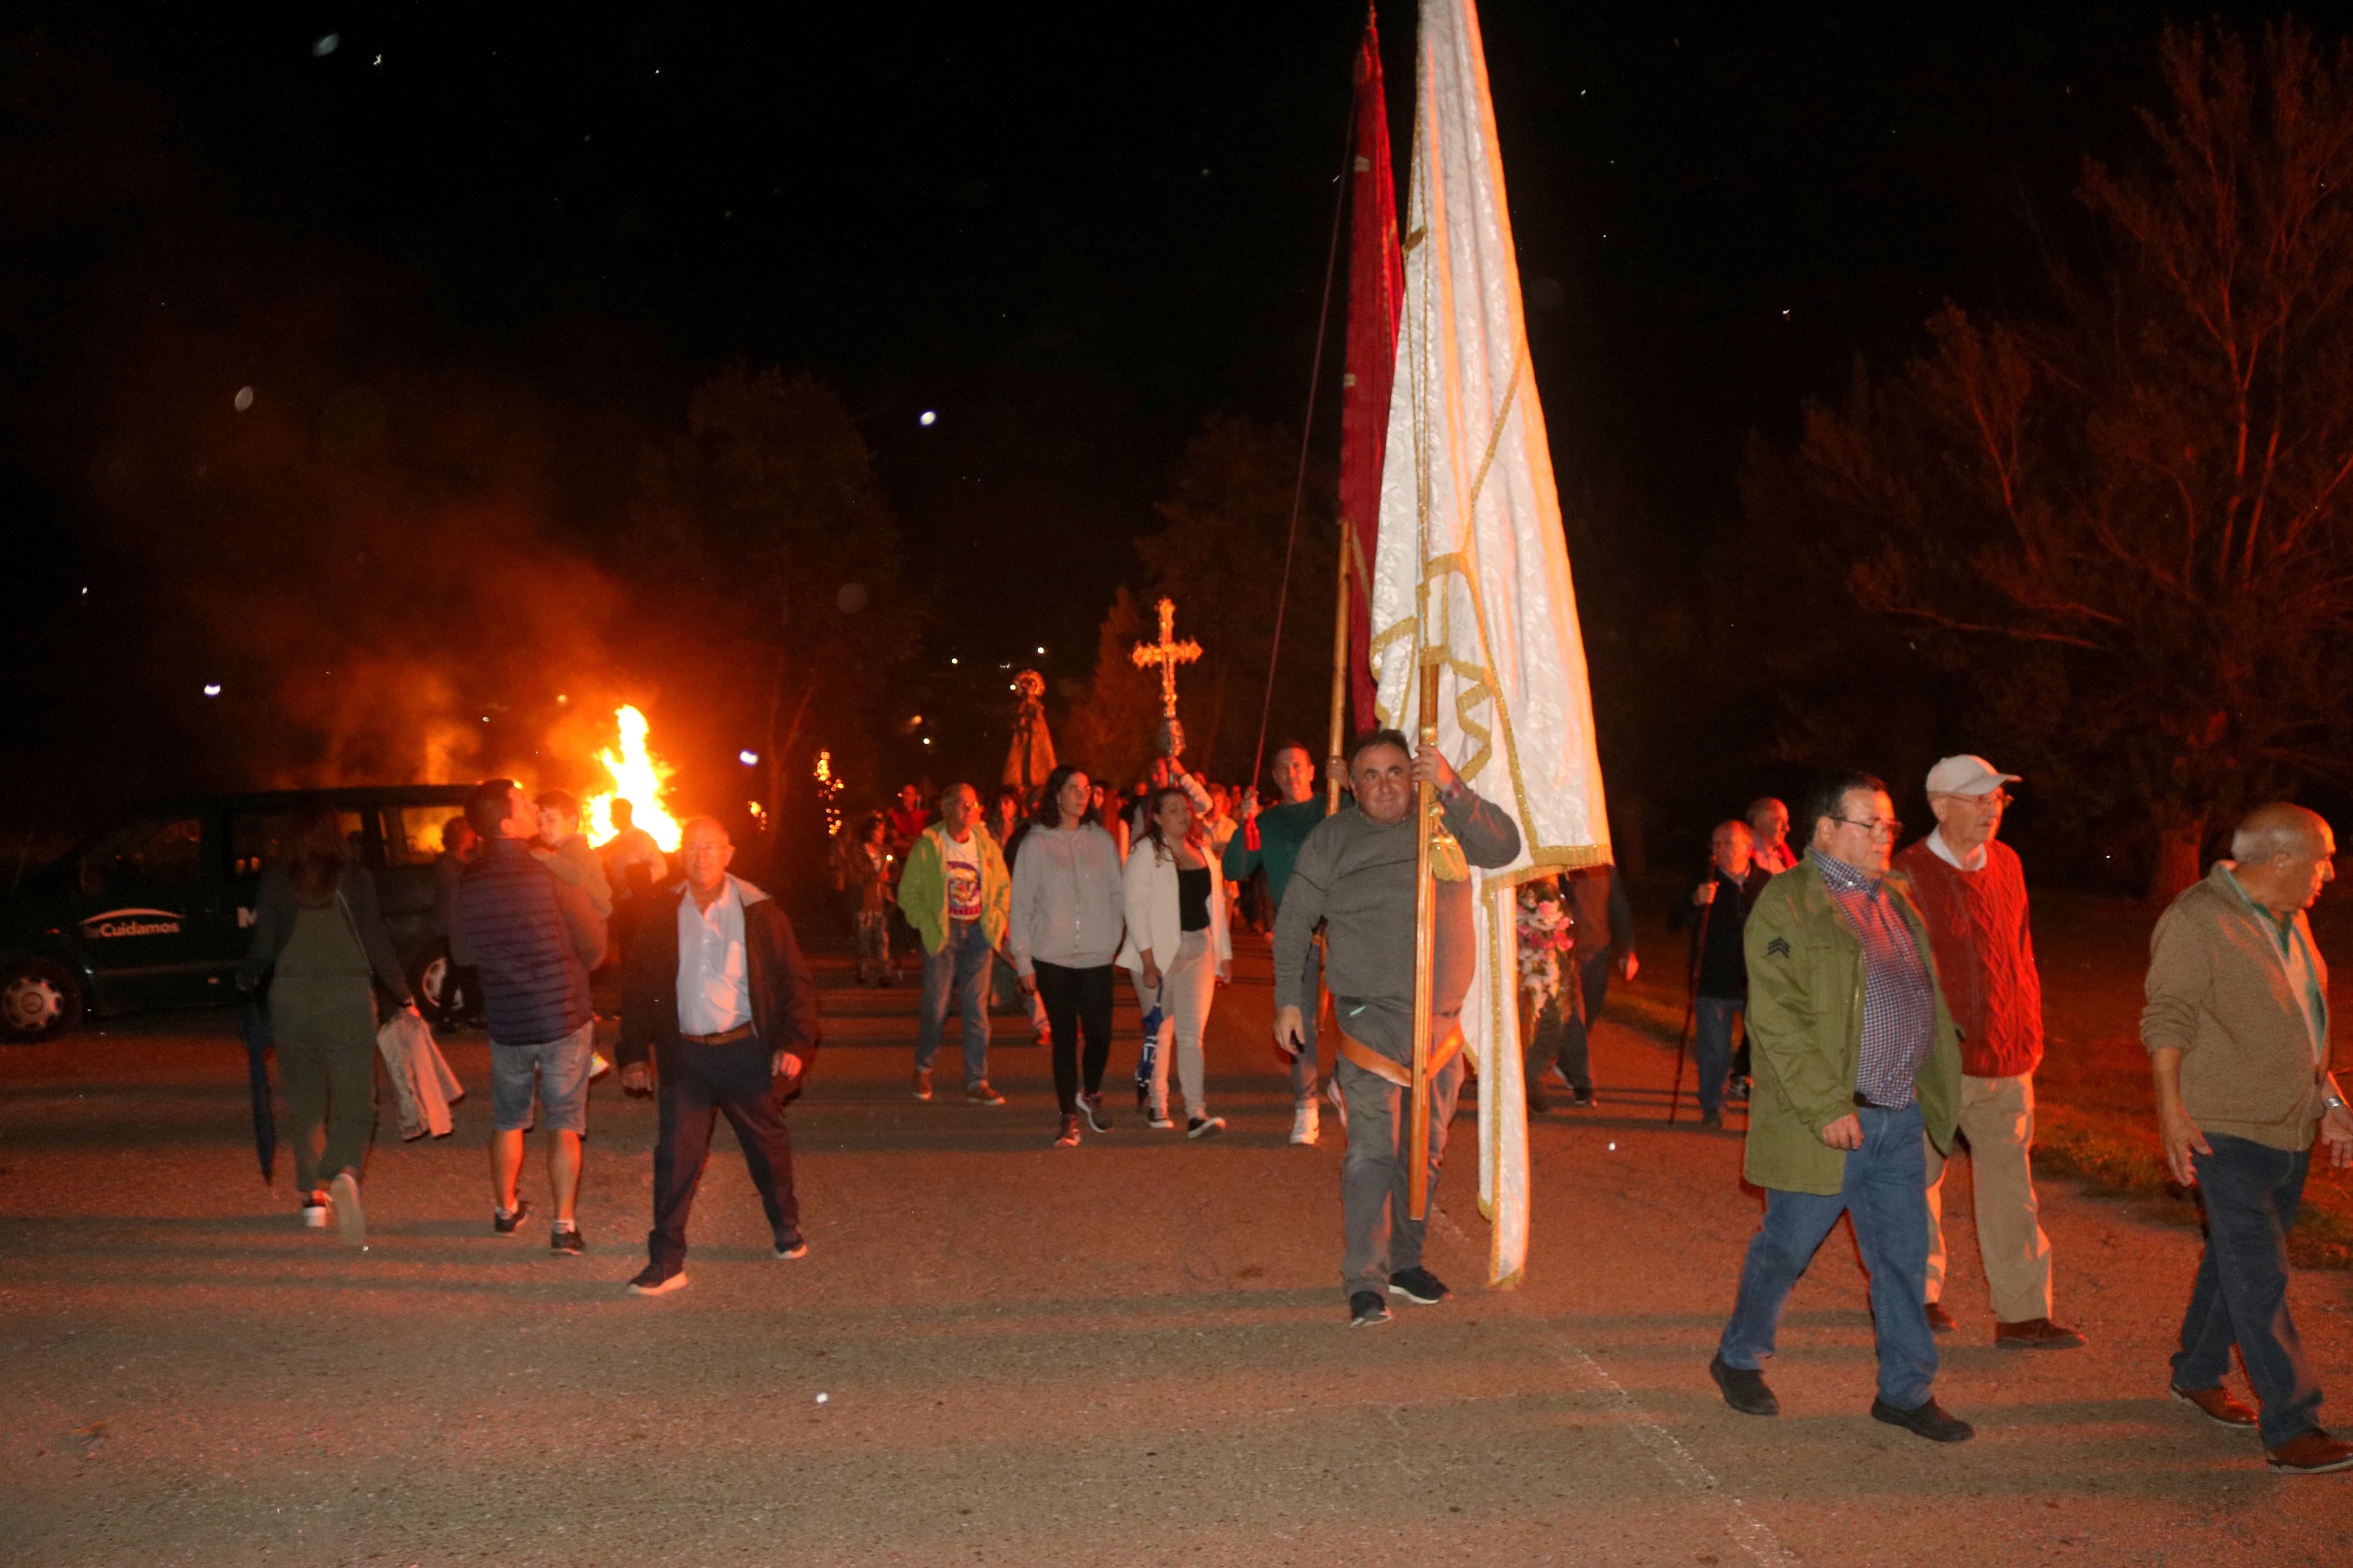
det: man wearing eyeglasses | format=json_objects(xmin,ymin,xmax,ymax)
[
  {"xmin": 1710, "ymin": 771, "xmax": 1972, "ymax": 1442},
  {"xmin": 1893, "ymin": 756, "xmax": 2084, "ymax": 1352}
]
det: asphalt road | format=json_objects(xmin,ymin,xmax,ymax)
[{"xmin": 2, "ymin": 936, "xmax": 2348, "ymax": 1566}]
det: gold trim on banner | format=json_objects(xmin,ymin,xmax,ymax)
[{"xmin": 1366, "ymin": 67, "xmax": 1612, "ymax": 874}]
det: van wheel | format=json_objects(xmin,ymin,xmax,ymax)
[
  {"xmin": 1, "ymin": 957, "xmax": 81, "ymax": 1043},
  {"xmin": 408, "ymin": 949, "xmax": 453, "ymax": 1028}
]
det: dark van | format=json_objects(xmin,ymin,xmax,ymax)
[{"xmin": 0, "ymin": 785, "xmax": 475, "ymax": 1043}]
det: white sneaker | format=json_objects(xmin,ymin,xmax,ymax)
[
  {"xmin": 300, "ymin": 1194, "xmax": 329, "ymax": 1228},
  {"xmin": 1289, "ymin": 1100, "xmax": 1320, "ymax": 1146}
]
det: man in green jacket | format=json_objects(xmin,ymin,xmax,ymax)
[
  {"xmin": 897, "ymin": 784, "xmax": 1012, "ymax": 1105},
  {"xmin": 1710, "ymin": 771, "xmax": 1971, "ymax": 1443}
]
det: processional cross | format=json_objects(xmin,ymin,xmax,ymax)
[{"xmin": 1130, "ymin": 596, "xmax": 1202, "ymax": 758}]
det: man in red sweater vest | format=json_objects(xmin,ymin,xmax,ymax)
[{"xmin": 1893, "ymin": 755, "xmax": 2086, "ymax": 1351}]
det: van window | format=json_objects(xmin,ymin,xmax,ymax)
[
  {"xmin": 386, "ymin": 805, "xmax": 462, "ymax": 867},
  {"xmin": 80, "ymin": 817, "xmax": 205, "ymax": 897},
  {"xmin": 229, "ymin": 810, "xmax": 365, "ymax": 880}
]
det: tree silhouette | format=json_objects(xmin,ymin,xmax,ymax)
[{"xmin": 1776, "ymin": 23, "xmax": 2353, "ymax": 902}]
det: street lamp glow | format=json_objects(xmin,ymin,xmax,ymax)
[
  {"xmin": 918, "ymin": 410, "xmax": 937, "ymax": 426},
  {"xmin": 739, "ymin": 749, "xmax": 760, "ymax": 767},
  {"xmin": 202, "ymin": 683, "xmax": 222, "ymax": 697}
]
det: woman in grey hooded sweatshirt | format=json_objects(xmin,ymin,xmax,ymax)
[{"xmin": 1009, "ymin": 765, "xmax": 1126, "ymax": 1148}]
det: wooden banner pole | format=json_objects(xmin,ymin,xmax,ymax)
[{"xmin": 1408, "ymin": 655, "xmax": 1442, "ymax": 1220}]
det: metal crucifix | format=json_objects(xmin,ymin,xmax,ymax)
[{"xmin": 1130, "ymin": 595, "xmax": 1202, "ymax": 758}]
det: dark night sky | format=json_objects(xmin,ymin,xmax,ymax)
[{"xmin": 7, "ymin": 2, "xmax": 2345, "ymax": 837}]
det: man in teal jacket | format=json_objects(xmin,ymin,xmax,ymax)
[
  {"xmin": 1710, "ymin": 771, "xmax": 1969, "ymax": 1443},
  {"xmin": 1225, "ymin": 741, "xmax": 1332, "ymax": 1143},
  {"xmin": 897, "ymin": 784, "xmax": 1011, "ymax": 1105}
]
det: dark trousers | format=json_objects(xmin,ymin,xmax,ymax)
[
  {"xmin": 1693, "ymin": 997, "xmax": 1742, "ymax": 1118},
  {"xmin": 1033, "ymin": 960, "xmax": 1115, "ymax": 1114},
  {"xmin": 2173, "ymin": 1133, "xmax": 2323, "ymax": 1448},
  {"xmin": 648, "ymin": 1038, "xmax": 800, "ymax": 1272},
  {"xmin": 1557, "ymin": 951, "xmax": 1613, "ymax": 1091}
]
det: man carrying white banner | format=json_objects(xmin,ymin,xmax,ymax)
[
  {"xmin": 1274, "ymin": 728, "xmax": 1520, "ymax": 1326},
  {"xmin": 1356, "ymin": 0, "xmax": 1616, "ymax": 1286}
]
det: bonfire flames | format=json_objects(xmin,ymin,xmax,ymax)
[{"xmin": 582, "ymin": 704, "xmax": 683, "ymax": 852}]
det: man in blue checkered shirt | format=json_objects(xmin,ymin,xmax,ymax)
[{"xmin": 1708, "ymin": 771, "xmax": 1972, "ymax": 1442}]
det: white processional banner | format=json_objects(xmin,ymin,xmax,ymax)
[{"xmin": 1368, "ymin": 0, "xmax": 1613, "ymax": 1288}]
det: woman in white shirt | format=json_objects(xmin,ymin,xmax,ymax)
[
  {"xmin": 1117, "ymin": 784, "xmax": 1232, "ymax": 1135},
  {"xmin": 1009, "ymin": 766, "xmax": 1127, "ymax": 1149}
]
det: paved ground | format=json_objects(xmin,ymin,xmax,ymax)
[{"xmin": 3, "ymin": 934, "xmax": 2349, "ymax": 1566}]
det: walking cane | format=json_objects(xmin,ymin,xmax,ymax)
[{"xmin": 1667, "ymin": 886, "xmax": 1713, "ymax": 1124}]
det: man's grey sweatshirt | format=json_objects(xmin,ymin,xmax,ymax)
[{"xmin": 1272, "ymin": 789, "xmax": 1521, "ymax": 1061}]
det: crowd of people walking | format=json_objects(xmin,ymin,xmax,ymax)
[{"xmin": 233, "ymin": 736, "xmax": 2353, "ymax": 1474}]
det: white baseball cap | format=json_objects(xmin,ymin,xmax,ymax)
[{"xmin": 1925, "ymin": 755, "xmax": 2021, "ymax": 798}]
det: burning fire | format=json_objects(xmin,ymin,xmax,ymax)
[{"xmin": 583, "ymin": 705, "xmax": 682, "ymax": 852}]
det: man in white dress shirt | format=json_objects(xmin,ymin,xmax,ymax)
[{"xmin": 617, "ymin": 816, "xmax": 819, "ymax": 1296}]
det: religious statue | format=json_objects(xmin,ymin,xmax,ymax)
[
  {"xmin": 1130, "ymin": 596, "xmax": 1202, "ymax": 759},
  {"xmin": 1002, "ymin": 669, "xmax": 1056, "ymax": 792}
]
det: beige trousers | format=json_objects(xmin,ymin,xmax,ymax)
[{"xmin": 1923, "ymin": 1072, "xmax": 2053, "ymax": 1321}]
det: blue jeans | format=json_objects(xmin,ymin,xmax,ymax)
[
  {"xmin": 2173, "ymin": 1133, "xmax": 2323, "ymax": 1448},
  {"xmin": 916, "ymin": 920, "xmax": 993, "ymax": 1087},
  {"xmin": 1719, "ymin": 1101, "xmax": 1937, "ymax": 1409},
  {"xmin": 1694, "ymin": 997, "xmax": 1741, "ymax": 1118}
]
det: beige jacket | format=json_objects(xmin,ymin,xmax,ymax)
[{"xmin": 2142, "ymin": 863, "xmax": 2332, "ymax": 1151}]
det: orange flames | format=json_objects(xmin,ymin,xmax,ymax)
[{"xmin": 583, "ymin": 705, "xmax": 682, "ymax": 852}]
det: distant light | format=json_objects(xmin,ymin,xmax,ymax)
[
  {"xmin": 555, "ymin": 693, "xmax": 569, "ymax": 705},
  {"xmin": 313, "ymin": 33, "xmax": 339, "ymax": 56},
  {"xmin": 918, "ymin": 410, "xmax": 937, "ymax": 426},
  {"xmin": 921, "ymin": 737, "xmax": 931, "ymax": 746},
  {"xmin": 739, "ymin": 749, "xmax": 760, "ymax": 767},
  {"xmin": 80, "ymin": 586, "xmax": 88, "ymax": 596},
  {"xmin": 1035, "ymin": 645, "xmax": 1045, "ymax": 655},
  {"xmin": 373, "ymin": 54, "xmax": 383, "ymax": 66},
  {"xmin": 202, "ymin": 683, "xmax": 222, "ymax": 698},
  {"xmin": 949, "ymin": 656, "xmax": 958, "ymax": 666},
  {"xmin": 481, "ymin": 716, "xmax": 489, "ymax": 723},
  {"xmin": 233, "ymin": 386, "xmax": 253, "ymax": 412}
]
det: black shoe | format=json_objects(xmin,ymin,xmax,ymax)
[
  {"xmin": 1077, "ymin": 1091, "xmax": 1113, "ymax": 1133},
  {"xmin": 1871, "ymin": 1395, "xmax": 1974, "ymax": 1443},
  {"xmin": 1567, "ymin": 1087, "xmax": 1597, "ymax": 1109},
  {"xmin": 1709, "ymin": 1353, "xmax": 1779, "ymax": 1417},
  {"xmin": 1699, "ymin": 1108, "xmax": 1724, "ymax": 1129},
  {"xmin": 626, "ymin": 1263, "xmax": 688, "ymax": 1296},
  {"xmin": 1135, "ymin": 1082, "xmax": 1149, "ymax": 1111},
  {"xmin": 550, "ymin": 1226, "xmax": 583, "ymax": 1256},
  {"xmin": 1388, "ymin": 1267, "xmax": 1451, "ymax": 1305},
  {"xmin": 1923, "ymin": 1300, "xmax": 1957, "ymax": 1334},
  {"xmin": 1526, "ymin": 1083, "xmax": 1552, "ymax": 1114},
  {"xmin": 1727, "ymin": 1076, "xmax": 1750, "ymax": 1104},
  {"xmin": 1348, "ymin": 1290, "xmax": 1392, "ymax": 1328},
  {"xmin": 493, "ymin": 1199, "xmax": 533, "ymax": 1236},
  {"xmin": 1186, "ymin": 1115, "xmax": 1225, "ymax": 1138},
  {"xmin": 774, "ymin": 1235, "xmax": 809, "ymax": 1260}
]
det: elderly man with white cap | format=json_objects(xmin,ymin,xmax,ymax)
[{"xmin": 1891, "ymin": 755, "xmax": 2084, "ymax": 1349}]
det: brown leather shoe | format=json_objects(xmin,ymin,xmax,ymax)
[
  {"xmin": 2266, "ymin": 1429, "xmax": 2353, "ymax": 1474},
  {"xmin": 2170, "ymin": 1382, "xmax": 2258, "ymax": 1428},
  {"xmin": 1923, "ymin": 1301, "xmax": 1957, "ymax": 1334},
  {"xmin": 1994, "ymin": 1317, "xmax": 2086, "ymax": 1350}
]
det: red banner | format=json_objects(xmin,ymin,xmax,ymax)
[{"xmin": 1339, "ymin": 16, "xmax": 1402, "ymax": 736}]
